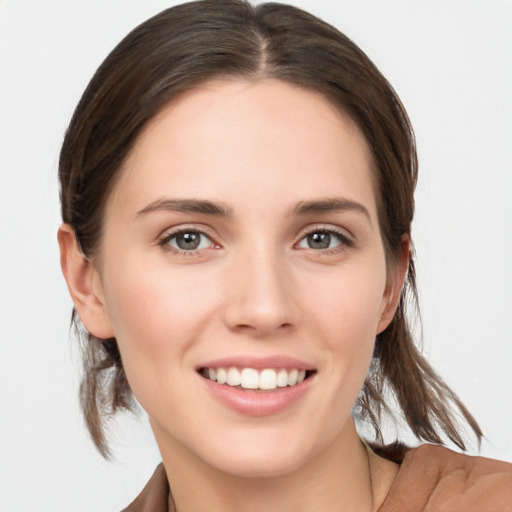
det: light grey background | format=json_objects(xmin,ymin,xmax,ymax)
[{"xmin": 1, "ymin": 1, "xmax": 511, "ymax": 510}]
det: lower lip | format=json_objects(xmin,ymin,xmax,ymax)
[{"xmin": 200, "ymin": 374, "xmax": 314, "ymax": 416}]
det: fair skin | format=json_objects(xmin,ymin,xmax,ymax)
[{"xmin": 59, "ymin": 79, "xmax": 409, "ymax": 512}]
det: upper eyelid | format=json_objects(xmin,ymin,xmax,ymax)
[
  {"xmin": 297, "ymin": 223, "xmax": 354, "ymax": 240},
  {"xmin": 159, "ymin": 224, "xmax": 217, "ymax": 239}
]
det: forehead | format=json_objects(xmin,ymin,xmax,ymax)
[{"xmin": 109, "ymin": 79, "xmax": 377, "ymax": 219}]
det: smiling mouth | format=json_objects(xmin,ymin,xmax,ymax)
[{"xmin": 199, "ymin": 367, "xmax": 316, "ymax": 391}]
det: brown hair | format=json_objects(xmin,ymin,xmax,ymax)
[{"xmin": 59, "ymin": 0, "xmax": 481, "ymax": 458}]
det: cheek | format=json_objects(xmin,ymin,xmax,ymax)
[
  {"xmin": 303, "ymin": 262, "xmax": 387, "ymax": 340},
  {"xmin": 104, "ymin": 256, "xmax": 218, "ymax": 336},
  {"xmin": 300, "ymin": 260, "xmax": 387, "ymax": 390},
  {"xmin": 100, "ymin": 260, "xmax": 222, "ymax": 397}
]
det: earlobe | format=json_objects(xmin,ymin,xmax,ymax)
[
  {"xmin": 57, "ymin": 224, "xmax": 115, "ymax": 339},
  {"xmin": 376, "ymin": 234, "xmax": 410, "ymax": 334}
]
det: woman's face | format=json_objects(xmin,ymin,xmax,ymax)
[{"xmin": 87, "ymin": 79, "xmax": 402, "ymax": 477}]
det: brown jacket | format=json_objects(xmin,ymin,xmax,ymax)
[{"xmin": 123, "ymin": 445, "xmax": 512, "ymax": 511}]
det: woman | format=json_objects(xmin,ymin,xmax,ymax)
[{"xmin": 57, "ymin": 0, "xmax": 512, "ymax": 510}]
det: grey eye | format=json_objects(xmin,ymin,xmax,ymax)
[
  {"xmin": 297, "ymin": 231, "xmax": 343, "ymax": 250},
  {"xmin": 168, "ymin": 231, "xmax": 211, "ymax": 251},
  {"xmin": 307, "ymin": 232, "xmax": 332, "ymax": 249}
]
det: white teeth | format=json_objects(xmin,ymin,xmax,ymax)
[
  {"xmin": 216, "ymin": 367, "xmax": 227, "ymax": 384},
  {"xmin": 276, "ymin": 369, "xmax": 288, "ymax": 388},
  {"xmin": 240, "ymin": 368, "xmax": 259, "ymax": 389},
  {"xmin": 259, "ymin": 369, "xmax": 277, "ymax": 390},
  {"xmin": 204, "ymin": 366, "xmax": 310, "ymax": 390},
  {"xmin": 227, "ymin": 367, "xmax": 241, "ymax": 386},
  {"xmin": 287, "ymin": 369, "xmax": 298, "ymax": 386}
]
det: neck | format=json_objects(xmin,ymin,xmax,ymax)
[{"xmin": 154, "ymin": 419, "xmax": 397, "ymax": 512}]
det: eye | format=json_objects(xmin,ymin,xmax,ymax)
[
  {"xmin": 162, "ymin": 229, "xmax": 214, "ymax": 252},
  {"xmin": 296, "ymin": 229, "xmax": 351, "ymax": 251}
]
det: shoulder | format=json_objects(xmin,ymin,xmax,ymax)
[{"xmin": 378, "ymin": 444, "xmax": 512, "ymax": 512}]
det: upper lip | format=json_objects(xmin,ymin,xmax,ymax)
[{"xmin": 197, "ymin": 355, "xmax": 314, "ymax": 371}]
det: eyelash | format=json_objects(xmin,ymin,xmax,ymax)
[
  {"xmin": 158, "ymin": 227, "xmax": 216, "ymax": 256},
  {"xmin": 158, "ymin": 225, "xmax": 354, "ymax": 256},
  {"xmin": 295, "ymin": 226, "xmax": 354, "ymax": 253}
]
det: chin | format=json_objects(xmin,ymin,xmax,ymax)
[
  {"xmin": 212, "ymin": 449, "xmax": 308, "ymax": 479},
  {"xmin": 199, "ymin": 427, "xmax": 323, "ymax": 479}
]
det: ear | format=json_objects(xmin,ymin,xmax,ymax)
[
  {"xmin": 58, "ymin": 224, "xmax": 115, "ymax": 339},
  {"xmin": 376, "ymin": 234, "xmax": 410, "ymax": 334}
]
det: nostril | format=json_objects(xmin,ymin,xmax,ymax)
[{"xmin": 231, "ymin": 321, "xmax": 294, "ymax": 336}]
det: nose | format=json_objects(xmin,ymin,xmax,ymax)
[{"xmin": 222, "ymin": 247, "xmax": 298, "ymax": 337}]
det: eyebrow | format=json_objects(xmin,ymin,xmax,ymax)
[
  {"xmin": 136, "ymin": 198, "xmax": 232, "ymax": 217},
  {"xmin": 136, "ymin": 196, "xmax": 372, "ymax": 225},
  {"xmin": 289, "ymin": 197, "xmax": 372, "ymax": 225}
]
